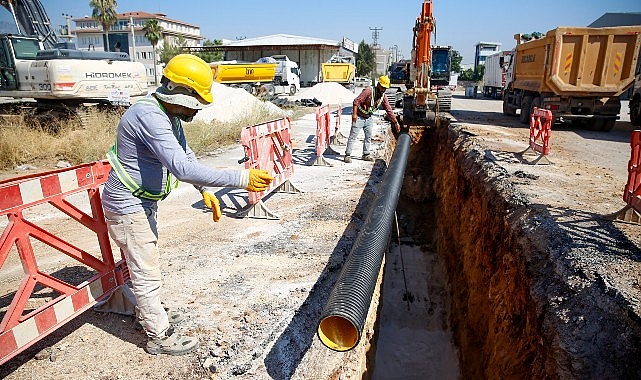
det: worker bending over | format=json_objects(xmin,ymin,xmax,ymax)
[
  {"xmin": 345, "ymin": 75, "xmax": 401, "ymax": 163},
  {"xmin": 102, "ymin": 54, "xmax": 273, "ymax": 356}
]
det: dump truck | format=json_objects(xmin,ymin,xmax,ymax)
[
  {"xmin": 210, "ymin": 55, "xmax": 300, "ymax": 96},
  {"xmin": 502, "ymin": 26, "xmax": 641, "ymax": 131},
  {"xmin": 320, "ymin": 55, "xmax": 356, "ymax": 89},
  {"xmin": 482, "ymin": 50, "xmax": 511, "ymax": 99}
]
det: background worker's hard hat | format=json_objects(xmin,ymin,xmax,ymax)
[
  {"xmin": 378, "ymin": 75, "xmax": 390, "ymax": 88},
  {"xmin": 162, "ymin": 54, "xmax": 213, "ymax": 104}
]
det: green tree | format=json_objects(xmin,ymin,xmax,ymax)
[
  {"xmin": 89, "ymin": 0, "xmax": 118, "ymax": 52},
  {"xmin": 355, "ymin": 40, "xmax": 376, "ymax": 77},
  {"xmin": 459, "ymin": 68, "xmax": 475, "ymax": 81},
  {"xmin": 474, "ymin": 64, "xmax": 485, "ymax": 81},
  {"xmin": 450, "ymin": 49, "xmax": 462, "ymax": 73},
  {"xmin": 143, "ymin": 19, "xmax": 163, "ymax": 85},
  {"xmin": 159, "ymin": 36, "xmax": 187, "ymax": 64},
  {"xmin": 195, "ymin": 39, "xmax": 224, "ymax": 63}
]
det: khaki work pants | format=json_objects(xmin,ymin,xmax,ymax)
[{"xmin": 104, "ymin": 208, "xmax": 170, "ymax": 340}]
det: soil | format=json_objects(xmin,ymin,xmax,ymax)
[{"xmin": 1, "ymin": 90, "xmax": 640, "ymax": 379}]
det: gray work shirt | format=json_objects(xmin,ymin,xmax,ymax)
[{"xmin": 101, "ymin": 96, "xmax": 242, "ymax": 215}]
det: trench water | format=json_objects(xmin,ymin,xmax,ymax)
[{"xmin": 362, "ymin": 118, "xmax": 641, "ymax": 379}]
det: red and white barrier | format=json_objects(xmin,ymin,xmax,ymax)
[
  {"xmin": 0, "ymin": 160, "xmax": 130, "ymax": 365},
  {"xmin": 609, "ymin": 130, "xmax": 641, "ymax": 223},
  {"xmin": 520, "ymin": 107, "xmax": 553, "ymax": 165},
  {"xmin": 238, "ymin": 117, "xmax": 301, "ymax": 219},
  {"xmin": 313, "ymin": 105, "xmax": 340, "ymax": 166}
]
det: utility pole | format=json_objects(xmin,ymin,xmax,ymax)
[
  {"xmin": 391, "ymin": 44, "xmax": 398, "ymax": 62},
  {"xmin": 129, "ymin": 16, "xmax": 136, "ymax": 62},
  {"xmin": 61, "ymin": 13, "xmax": 74, "ymax": 40},
  {"xmin": 369, "ymin": 27, "xmax": 383, "ymax": 48}
]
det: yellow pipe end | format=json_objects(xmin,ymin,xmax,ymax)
[{"xmin": 317, "ymin": 315, "xmax": 359, "ymax": 352}]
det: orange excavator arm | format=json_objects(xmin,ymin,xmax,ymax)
[{"xmin": 412, "ymin": 0, "xmax": 435, "ymax": 88}]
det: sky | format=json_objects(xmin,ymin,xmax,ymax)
[{"xmin": 5, "ymin": 1, "xmax": 641, "ymax": 65}]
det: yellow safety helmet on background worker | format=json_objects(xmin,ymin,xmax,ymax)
[
  {"xmin": 157, "ymin": 54, "xmax": 213, "ymax": 109},
  {"xmin": 378, "ymin": 75, "xmax": 390, "ymax": 89}
]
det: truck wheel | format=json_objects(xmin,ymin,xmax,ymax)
[
  {"xmin": 519, "ymin": 95, "xmax": 532, "ymax": 124},
  {"xmin": 531, "ymin": 97, "xmax": 541, "ymax": 112},
  {"xmin": 631, "ymin": 97, "xmax": 641, "ymax": 126},
  {"xmin": 502, "ymin": 95, "xmax": 516, "ymax": 116},
  {"xmin": 289, "ymin": 84, "xmax": 296, "ymax": 96}
]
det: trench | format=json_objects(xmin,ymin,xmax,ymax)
[{"xmin": 365, "ymin": 118, "xmax": 641, "ymax": 379}]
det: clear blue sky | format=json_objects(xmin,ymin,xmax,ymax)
[{"xmin": 8, "ymin": 1, "xmax": 641, "ymax": 65}]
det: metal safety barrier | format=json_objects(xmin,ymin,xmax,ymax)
[
  {"xmin": 313, "ymin": 105, "xmax": 340, "ymax": 166},
  {"xmin": 519, "ymin": 107, "xmax": 553, "ymax": 165},
  {"xmin": 0, "ymin": 160, "xmax": 129, "ymax": 365},
  {"xmin": 238, "ymin": 117, "xmax": 301, "ymax": 219},
  {"xmin": 607, "ymin": 130, "xmax": 641, "ymax": 223},
  {"xmin": 330, "ymin": 103, "xmax": 347, "ymax": 146}
]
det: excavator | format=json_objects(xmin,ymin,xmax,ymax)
[
  {"xmin": 0, "ymin": 0, "xmax": 147, "ymax": 125},
  {"xmin": 402, "ymin": 0, "xmax": 452, "ymax": 126}
]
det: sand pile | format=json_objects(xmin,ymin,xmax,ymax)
[
  {"xmin": 194, "ymin": 82, "xmax": 288, "ymax": 123},
  {"xmin": 291, "ymin": 82, "xmax": 360, "ymax": 105}
]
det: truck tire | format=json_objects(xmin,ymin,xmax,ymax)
[
  {"xmin": 502, "ymin": 94, "xmax": 516, "ymax": 116},
  {"xmin": 631, "ymin": 97, "xmax": 641, "ymax": 126},
  {"xmin": 289, "ymin": 84, "xmax": 296, "ymax": 96},
  {"xmin": 519, "ymin": 95, "xmax": 532, "ymax": 124}
]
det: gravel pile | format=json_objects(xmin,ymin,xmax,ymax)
[
  {"xmin": 291, "ymin": 82, "xmax": 359, "ymax": 106},
  {"xmin": 194, "ymin": 82, "xmax": 288, "ymax": 123}
]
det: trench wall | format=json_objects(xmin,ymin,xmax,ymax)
[{"xmin": 397, "ymin": 120, "xmax": 641, "ymax": 379}]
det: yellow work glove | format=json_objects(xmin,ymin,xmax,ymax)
[
  {"xmin": 240, "ymin": 169, "xmax": 274, "ymax": 192},
  {"xmin": 202, "ymin": 190, "xmax": 222, "ymax": 222}
]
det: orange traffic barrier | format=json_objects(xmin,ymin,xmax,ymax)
[
  {"xmin": 608, "ymin": 130, "xmax": 641, "ymax": 223},
  {"xmin": 238, "ymin": 117, "xmax": 301, "ymax": 219},
  {"xmin": 0, "ymin": 161, "xmax": 130, "ymax": 365},
  {"xmin": 313, "ymin": 105, "xmax": 340, "ymax": 166},
  {"xmin": 519, "ymin": 107, "xmax": 553, "ymax": 165}
]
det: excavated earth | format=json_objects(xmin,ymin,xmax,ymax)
[{"xmin": 1, "ymin": 90, "xmax": 641, "ymax": 379}]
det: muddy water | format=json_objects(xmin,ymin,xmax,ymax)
[{"xmin": 371, "ymin": 234, "xmax": 460, "ymax": 379}]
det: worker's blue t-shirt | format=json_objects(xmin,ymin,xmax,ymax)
[{"xmin": 101, "ymin": 95, "xmax": 241, "ymax": 215}]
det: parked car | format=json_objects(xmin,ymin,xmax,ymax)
[{"xmin": 355, "ymin": 77, "xmax": 372, "ymax": 87}]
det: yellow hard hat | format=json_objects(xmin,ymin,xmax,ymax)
[
  {"xmin": 162, "ymin": 54, "xmax": 213, "ymax": 104},
  {"xmin": 378, "ymin": 75, "xmax": 390, "ymax": 88}
]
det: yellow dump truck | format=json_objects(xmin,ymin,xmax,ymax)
[
  {"xmin": 321, "ymin": 55, "xmax": 356, "ymax": 89},
  {"xmin": 502, "ymin": 26, "xmax": 641, "ymax": 131},
  {"xmin": 210, "ymin": 55, "xmax": 301, "ymax": 96}
]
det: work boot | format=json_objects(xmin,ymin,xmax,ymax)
[
  {"xmin": 344, "ymin": 155, "xmax": 352, "ymax": 163},
  {"xmin": 135, "ymin": 310, "xmax": 187, "ymax": 331},
  {"xmin": 146, "ymin": 327, "xmax": 199, "ymax": 356},
  {"xmin": 362, "ymin": 154, "xmax": 374, "ymax": 162}
]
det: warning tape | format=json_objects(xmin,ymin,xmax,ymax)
[{"xmin": 0, "ymin": 160, "xmax": 128, "ymax": 365}]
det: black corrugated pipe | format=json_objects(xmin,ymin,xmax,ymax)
[{"xmin": 317, "ymin": 132, "xmax": 411, "ymax": 351}]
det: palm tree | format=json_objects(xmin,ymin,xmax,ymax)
[
  {"xmin": 89, "ymin": 0, "xmax": 118, "ymax": 52},
  {"xmin": 143, "ymin": 19, "xmax": 163, "ymax": 86}
]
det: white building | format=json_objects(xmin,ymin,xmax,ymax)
[
  {"xmin": 73, "ymin": 11, "xmax": 203, "ymax": 85},
  {"xmin": 474, "ymin": 41, "xmax": 501, "ymax": 68}
]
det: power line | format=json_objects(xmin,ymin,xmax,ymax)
[{"xmin": 369, "ymin": 26, "xmax": 383, "ymax": 47}]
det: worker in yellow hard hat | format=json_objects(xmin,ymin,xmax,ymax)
[
  {"xmin": 102, "ymin": 54, "xmax": 273, "ymax": 356},
  {"xmin": 345, "ymin": 75, "xmax": 400, "ymax": 163}
]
